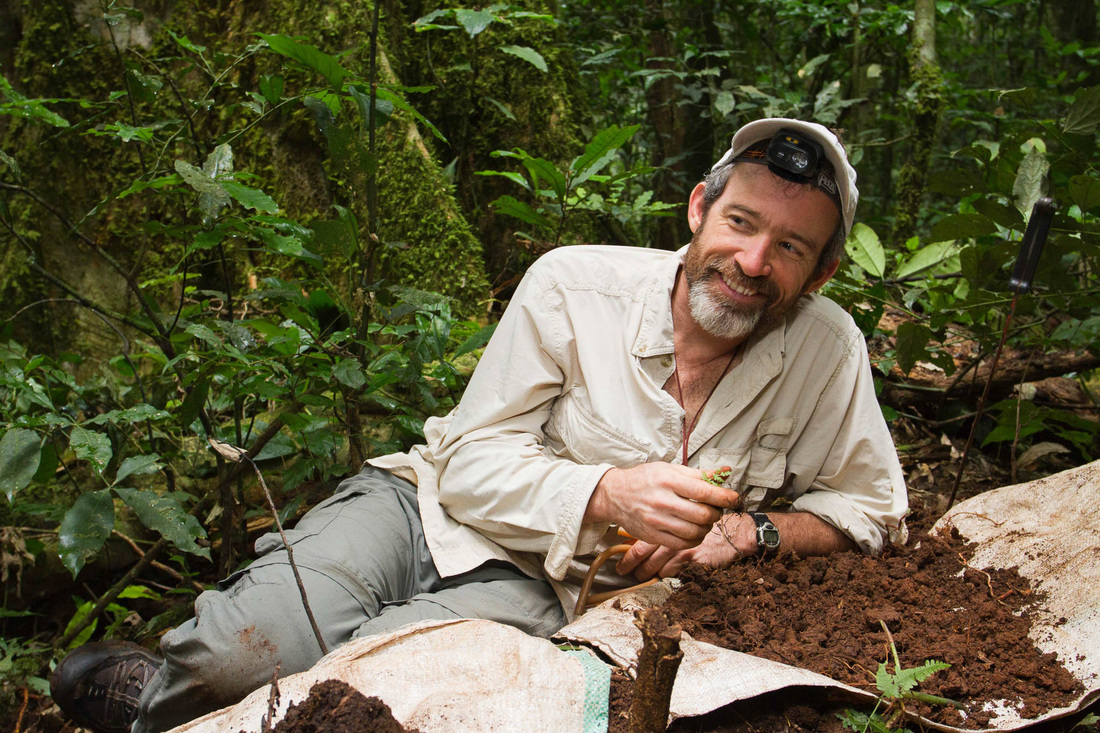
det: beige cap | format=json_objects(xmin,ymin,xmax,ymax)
[{"xmin": 712, "ymin": 118, "xmax": 858, "ymax": 236}]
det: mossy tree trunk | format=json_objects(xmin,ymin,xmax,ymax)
[{"xmin": 889, "ymin": 0, "xmax": 945, "ymax": 248}]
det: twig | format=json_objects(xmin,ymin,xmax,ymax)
[
  {"xmin": 209, "ymin": 440, "xmax": 329, "ymax": 656},
  {"xmin": 13, "ymin": 686, "xmax": 28, "ymax": 733},
  {"xmin": 261, "ymin": 664, "xmax": 281, "ymax": 733},
  {"xmin": 112, "ymin": 530, "xmax": 206, "ymax": 594}
]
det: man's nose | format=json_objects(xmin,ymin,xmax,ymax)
[{"xmin": 734, "ymin": 236, "xmax": 772, "ymax": 278}]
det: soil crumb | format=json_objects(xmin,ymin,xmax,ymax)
[
  {"xmin": 266, "ymin": 679, "xmax": 421, "ymax": 733},
  {"xmin": 652, "ymin": 530, "xmax": 1083, "ymax": 730}
]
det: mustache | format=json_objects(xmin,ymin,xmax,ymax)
[{"xmin": 706, "ymin": 259, "xmax": 780, "ymax": 304}]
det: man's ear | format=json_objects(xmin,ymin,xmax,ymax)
[
  {"xmin": 802, "ymin": 258, "xmax": 840, "ymax": 295},
  {"xmin": 687, "ymin": 182, "xmax": 708, "ymax": 233}
]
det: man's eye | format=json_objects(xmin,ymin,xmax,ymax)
[{"xmin": 780, "ymin": 241, "xmax": 804, "ymax": 257}]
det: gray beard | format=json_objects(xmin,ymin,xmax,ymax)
[{"xmin": 687, "ymin": 278, "xmax": 764, "ymax": 341}]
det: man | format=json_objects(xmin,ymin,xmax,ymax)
[{"xmin": 51, "ymin": 118, "xmax": 907, "ymax": 733}]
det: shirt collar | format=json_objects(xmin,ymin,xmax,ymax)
[{"xmin": 630, "ymin": 246, "xmax": 685, "ymax": 359}]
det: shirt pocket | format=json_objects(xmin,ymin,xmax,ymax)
[
  {"xmin": 745, "ymin": 417, "xmax": 795, "ymax": 490},
  {"xmin": 545, "ymin": 386, "xmax": 649, "ymax": 466},
  {"xmin": 700, "ymin": 419, "xmax": 795, "ymax": 510}
]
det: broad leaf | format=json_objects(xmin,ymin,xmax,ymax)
[
  {"xmin": 223, "ymin": 181, "xmax": 278, "ymax": 213},
  {"xmin": 58, "ymin": 490, "xmax": 114, "ymax": 577},
  {"xmin": 259, "ymin": 33, "xmax": 347, "ymax": 89},
  {"xmin": 490, "ymin": 195, "xmax": 555, "ymax": 231},
  {"xmin": 895, "ymin": 321, "xmax": 932, "ymax": 375},
  {"xmin": 374, "ymin": 88, "xmax": 446, "ymax": 142},
  {"xmin": 69, "ymin": 427, "xmax": 112, "ymax": 475},
  {"xmin": 114, "ymin": 488, "xmax": 209, "ymax": 559},
  {"xmin": 845, "ymin": 223, "xmax": 885, "ymax": 279},
  {"xmin": 1013, "ymin": 147, "xmax": 1049, "ymax": 216},
  {"xmin": 174, "ymin": 159, "xmax": 229, "ymax": 220},
  {"xmin": 930, "ymin": 213, "xmax": 996, "ymax": 242},
  {"xmin": 333, "ymin": 358, "xmax": 367, "ymax": 389},
  {"xmin": 571, "ymin": 125, "xmax": 639, "ymax": 189},
  {"xmin": 0, "ymin": 429, "xmax": 41, "ymax": 502},
  {"xmin": 895, "ymin": 241, "xmax": 958, "ymax": 280},
  {"xmin": 1063, "ymin": 84, "xmax": 1100, "ymax": 135},
  {"xmin": 115, "ymin": 454, "xmax": 162, "ymax": 485},
  {"xmin": 454, "ymin": 324, "xmax": 497, "ymax": 357},
  {"xmin": 1070, "ymin": 175, "xmax": 1100, "ymax": 212},
  {"xmin": 499, "ymin": 45, "xmax": 547, "ymax": 72},
  {"xmin": 454, "ymin": 8, "xmax": 496, "ymax": 37}
]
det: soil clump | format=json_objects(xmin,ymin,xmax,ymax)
[
  {"xmin": 265, "ymin": 679, "xmax": 421, "ymax": 733},
  {"xmin": 609, "ymin": 528, "xmax": 1085, "ymax": 732}
]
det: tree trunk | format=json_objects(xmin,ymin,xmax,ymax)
[{"xmin": 889, "ymin": 0, "xmax": 945, "ymax": 247}]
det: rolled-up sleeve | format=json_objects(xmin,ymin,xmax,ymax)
[{"xmin": 790, "ymin": 330, "xmax": 908, "ymax": 554}]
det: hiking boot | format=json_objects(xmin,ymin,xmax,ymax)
[{"xmin": 50, "ymin": 640, "xmax": 163, "ymax": 733}]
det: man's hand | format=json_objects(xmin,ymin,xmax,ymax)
[
  {"xmin": 615, "ymin": 512, "xmax": 755, "ymax": 580},
  {"xmin": 615, "ymin": 510, "xmax": 861, "ymax": 580},
  {"xmin": 584, "ymin": 462, "xmax": 740, "ymax": 550}
]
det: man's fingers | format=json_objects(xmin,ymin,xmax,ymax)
[{"xmin": 616, "ymin": 539, "xmax": 658, "ymax": 575}]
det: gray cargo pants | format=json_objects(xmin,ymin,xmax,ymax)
[{"xmin": 133, "ymin": 465, "xmax": 567, "ymax": 733}]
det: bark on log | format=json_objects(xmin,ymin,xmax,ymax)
[
  {"xmin": 628, "ymin": 608, "xmax": 683, "ymax": 733},
  {"xmin": 882, "ymin": 349, "xmax": 1100, "ymax": 413}
]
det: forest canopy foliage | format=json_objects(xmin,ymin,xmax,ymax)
[{"xmin": 0, "ymin": 0, "xmax": 1099, "ymax": 711}]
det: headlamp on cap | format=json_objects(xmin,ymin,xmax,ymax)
[{"xmin": 766, "ymin": 129, "xmax": 825, "ymax": 183}]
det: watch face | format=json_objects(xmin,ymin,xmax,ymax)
[{"xmin": 761, "ymin": 527, "xmax": 781, "ymax": 548}]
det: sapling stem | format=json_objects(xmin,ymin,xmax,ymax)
[{"xmin": 210, "ymin": 440, "xmax": 329, "ymax": 656}]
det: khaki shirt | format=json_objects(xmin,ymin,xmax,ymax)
[{"xmin": 370, "ymin": 245, "xmax": 908, "ymax": 613}]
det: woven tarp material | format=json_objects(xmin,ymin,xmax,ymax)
[
  {"xmin": 557, "ymin": 460, "xmax": 1100, "ymax": 731},
  {"xmin": 169, "ymin": 618, "xmax": 609, "ymax": 732}
]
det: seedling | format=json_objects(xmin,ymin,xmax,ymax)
[
  {"xmin": 702, "ymin": 465, "xmax": 732, "ymax": 486},
  {"xmin": 839, "ymin": 621, "xmax": 959, "ymax": 733}
]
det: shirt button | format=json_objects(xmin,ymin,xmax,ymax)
[{"xmin": 660, "ymin": 355, "xmax": 673, "ymax": 368}]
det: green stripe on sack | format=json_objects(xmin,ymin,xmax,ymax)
[{"xmin": 565, "ymin": 648, "xmax": 611, "ymax": 732}]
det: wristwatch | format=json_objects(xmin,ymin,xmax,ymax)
[{"xmin": 749, "ymin": 512, "xmax": 781, "ymax": 555}]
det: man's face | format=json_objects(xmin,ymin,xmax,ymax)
[{"xmin": 683, "ymin": 164, "xmax": 841, "ymax": 341}]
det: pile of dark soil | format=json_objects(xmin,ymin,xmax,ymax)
[
  {"xmin": 267, "ymin": 679, "xmax": 421, "ymax": 733},
  {"xmin": 608, "ymin": 528, "xmax": 1086, "ymax": 732}
]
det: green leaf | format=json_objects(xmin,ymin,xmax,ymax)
[
  {"xmin": 845, "ymin": 223, "xmax": 885, "ymax": 279},
  {"xmin": 114, "ymin": 488, "xmax": 209, "ymax": 559},
  {"xmin": 1063, "ymin": 85, "xmax": 1100, "ymax": 134},
  {"xmin": 930, "ymin": 213, "xmax": 997, "ymax": 242},
  {"xmin": 333, "ymin": 357, "xmax": 366, "ymax": 389},
  {"xmin": 69, "ymin": 427, "xmax": 112, "ymax": 475},
  {"xmin": 895, "ymin": 321, "xmax": 932, "ymax": 375},
  {"xmin": 259, "ymin": 33, "xmax": 347, "ymax": 89},
  {"xmin": 570, "ymin": 125, "xmax": 640, "ymax": 189},
  {"xmin": 85, "ymin": 404, "xmax": 172, "ymax": 426},
  {"xmin": 0, "ymin": 429, "xmax": 41, "ymax": 502},
  {"xmin": 1070, "ymin": 175, "xmax": 1100, "ymax": 212},
  {"xmin": 179, "ymin": 378, "xmax": 209, "ymax": 429},
  {"xmin": 58, "ymin": 490, "xmax": 114, "ymax": 577},
  {"xmin": 259, "ymin": 74, "xmax": 284, "ymax": 105},
  {"xmin": 1013, "ymin": 147, "xmax": 1049, "ymax": 216},
  {"xmin": 499, "ymin": 45, "xmax": 547, "ymax": 72},
  {"xmin": 454, "ymin": 323, "xmax": 497, "ymax": 357},
  {"xmin": 374, "ymin": 88, "xmax": 446, "ymax": 142},
  {"xmin": 115, "ymin": 454, "xmax": 162, "ymax": 485},
  {"xmin": 174, "ymin": 159, "xmax": 230, "ymax": 220},
  {"xmin": 523, "ymin": 155, "xmax": 568, "ymax": 202},
  {"xmin": 222, "ymin": 181, "xmax": 279, "ymax": 213},
  {"xmin": 454, "ymin": 8, "xmax": 496, "ymax": 37},
  {"xmin": 895, "ymin": 241, "xmax": 958, "ymax": 280},
  {"xmin": 489, "ymin": 195, "xmax": 555, "ymax": 231},
  {"xmin": 483, "ymin": 96, "xmax": 516, "ymax": 121}
]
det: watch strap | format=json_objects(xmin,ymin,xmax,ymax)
[{"xmin": 749, "ymin": 512, "xmax": 781, "ymax": 555}]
